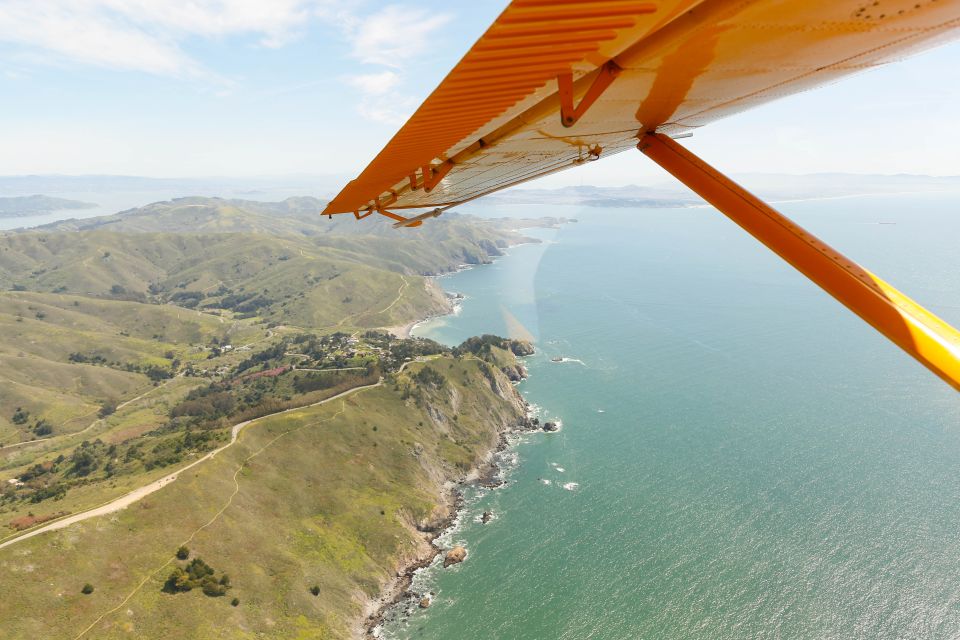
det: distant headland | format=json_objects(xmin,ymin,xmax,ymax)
[{"xmin": 0, "ymin": 194, "xmax": 96, "ymax": 218}]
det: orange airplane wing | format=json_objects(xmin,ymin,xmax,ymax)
[
  {"xmin": 326, "ymin": 0, "xmax": 960, "ymax": 392},
  {"xmin": 324, "ymin": 0, "xmax": 960, "ymax": 217}
]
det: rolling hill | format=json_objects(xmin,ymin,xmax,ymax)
[
  {"xmin": 0, "ymin": 197, "xmax": 535, "ymax": 450},
  {"xmin": 0, "ymin": 194, "xmax": 548, "ymax": 639}
]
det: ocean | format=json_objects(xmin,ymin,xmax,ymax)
[{"xmin": 383, "ymin": 192, "xmax": 960, "ymax": 639}]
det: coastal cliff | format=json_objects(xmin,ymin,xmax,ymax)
[{"xmin": 358, "ymin": 346, "xmax": 529, "ymax": 636}]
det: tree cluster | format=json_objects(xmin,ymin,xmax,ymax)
[
  {"xmin": 163, "ymin": 557, "xmax": 231, "ymax": 597},
  {"xmin": 454, "ymin": 334, "xmax": 532, "ymax": 359},
  {"xmin": 412, "ymin": 366, "xmax": 447, "ymax": 390}
]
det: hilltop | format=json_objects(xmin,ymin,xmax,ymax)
[{"xmin": 19, "ymin": 195, "xmax": 524, "ymax": 273}]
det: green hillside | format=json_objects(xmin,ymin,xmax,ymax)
[
  {"xmin": 0, "ymin": 196, "xmax": 544, "ymax": 639},
  {"xmin": 0, "ymin": 291, "xmax": 252, "ymax": 446},
  {"xmin": 1, "ymin": 197, "xmax": 531, "ymax": 329},
  {"xmin": 37, "ymin": 195, "xmax": 525, "ymax": 274},
  {"xmin": 0, "ymin": 231, "xmax": 447, "ymax": 324},
  {"xmin": 0, "ymin": 202, "xmax": 529, "ymax": 450},
  {"xmin": 0, "ymin": 351, "xmax": 528, "ymax": 640}
]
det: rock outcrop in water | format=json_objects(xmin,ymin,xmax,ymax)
[{"xmin": 443, "ymin": 546, "xmax": 467, "ymax": 568}]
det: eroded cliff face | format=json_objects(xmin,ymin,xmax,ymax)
[{"xmin": 356, "ymin": 351, "xmax": 529, "ymax": 637}]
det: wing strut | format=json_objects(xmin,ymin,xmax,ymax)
[{"xmin": 638, "ymin": 132, "xmax": 960, "ymax": 391}]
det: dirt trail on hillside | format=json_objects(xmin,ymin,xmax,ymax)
[
  {"xmin": 0, "ymin": 378, "xmax": 384, "ymax": 551},
  {"xmin": 0, "ymin": 377, "xmax": 178, "ymax": 454}
]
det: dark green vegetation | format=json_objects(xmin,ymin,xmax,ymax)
[
  {"xmin": 455, "ymin": 334, "xmax": 537, "ymax": 358},
  {"xmin": 0, "ymin": 197, "xmax": 539, "ymax": 638},
  {"xmin": 0, "ymin": 195, "xmax": 95, "ymax": 217},
  {"xmin": 163, "ymin": 557, "xmax": 231, "ymax": 597}
]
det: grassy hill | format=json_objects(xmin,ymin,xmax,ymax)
[
  {"xmin": 0, "ymin": 352, "xmax": 528, "ymax": 640},
  {"xmin": 1, "ymin": 197, "xmax": 530, "ymax": 327},
  {"xmin": 37, "ymin": 195, "xmax": 524, "ymax": 273},
  {"xmin": 0, "ymin": 291, "xmax": 255, "ymax": 446},
  {"xmin": 7, "ymin": 191, "xmax": 530, "ymax": 254},
  {"xmin": 0, "ymin": 199, "xmax": 529, "ymax": 450},
  {"xmin": 0, "ymin": 196, "xmax": 546, "ymax": 638},
  {"xmin": 0, "ymin": 231, "xmax": 452, "ymax": 325}
]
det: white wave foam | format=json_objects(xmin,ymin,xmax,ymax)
[
  {"xmin": 562, "ymin": 482, "xmax": 579, "ymax": 491},
  {"xmin": 540, "ymin": 478, "xmax": 552, "ymax": 485},
  {"xmin": 556, "ymin": 467, "xmax": 565, "ymax": 473}
]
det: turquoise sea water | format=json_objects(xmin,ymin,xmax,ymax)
[{"xmin": 383, "ymin": 192, "xmax": 960, "ymax": 639}]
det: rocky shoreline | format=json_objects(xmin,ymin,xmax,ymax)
[
  {"xmin": 364, "ymin": 378, "xmax": 555, "ymax": 637},
  {"xmin": 361, "ymin": 489, "xmax": 466, "ymax": 636},
  {"xmin": 362, "ymin": 226, "xmax": 567, "ymax": 638}
]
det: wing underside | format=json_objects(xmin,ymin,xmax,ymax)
[{"xmin": 324, "ymin": 0, "xmax": 960, "ymax": 217}]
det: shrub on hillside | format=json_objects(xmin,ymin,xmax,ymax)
[
  {"xmin": 162, "ymin": 557, "xmax": 231, "ymax": 597},
  {"xmin": 98, "ymin": 401, "xmax": 117, "ymax": 419},
  {"xmin": 33, "ymin": 420, "xmax": 53, "ymax": 437},
  {"xmin": 69, "ymin": 442, "xmax": 101, "ymax": 476},
  {"xmin": 292, "ymin": 371, "xmax": 339, "ymax": 394},
  {"xmin": 201, "ymin": 576, "xmax": 227, "ymax": 597}
]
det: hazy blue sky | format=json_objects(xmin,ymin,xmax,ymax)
[{"xmin": 1, "ymin": 1, "xmax": 958, "ymax": 186}]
